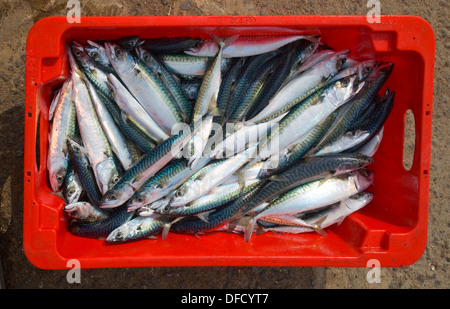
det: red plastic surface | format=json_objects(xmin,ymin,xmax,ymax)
[{"xmin": 24, "ymin": 15, "xmax": 434, "ymax": 269}]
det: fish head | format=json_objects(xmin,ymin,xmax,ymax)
[
  {"xmin": 325, "ymin": 74, "xmax": 365, "ymax": 108},
  {"xmin": 354, "ymin": 169, "xmax": 375, "ymax": 192},
  {"xmin": 106, "ymin": 220, "xmax": 140, "ymax": 243},
  {"xmin": 332, "ymin": 49, "xmax": 351, "ymax": 72},
  {"xmin": 135, "ymin": 46, "xmax": 160, "ymax": 71},
  {"xmin": 366, "ymin": 61, "xmax": 394, "ymax": 86},
  {"xmin": 64, "ymin": 202, "xmax": 89, "ymax": 218},
  {"xmin": 63, "ymin": 174, "xmax": 83, "ymax": 204},
  {"xmin": 115, "ymin": 35, "xmax": 141, "ymax": 51},
  {"xmin": 169, "ymin": 182, "xmax": 197, "ymax": 207},
  {"xmin": 344, "ymin": 191, "xmax": 374, "ymax": 211},
  {"xmin": 153, "ymin": 200, "xmax": 176, "ymax": 215},
  {"xmin": 70, "ymin": 41, "xmax": 95, "ymax": 71},
  {"xmin": 48, "ymin": 156, "xmax": 68, "ymax": 192},
  {"xmin": 104, "ymin": 42, "xmax": 134, "ymax": 73},
  {"xmin": 185, "ymin": 39, "xmax": 219, "ymax": 56},
  {"xmin": 357, "ymin": 59, "xmax": 378, "ymax": 81},
  {"xmin": 100, "ymin": 182, "xmax": 134, "ymax": 209},
  {"xmin": 128, "ymin": 183, "xmax": 164, "ymax": 210},
  {"xmin": 94, "ymin": 158, "xmax": 119, "ymax": 195},
  {"xmin": 85, "ymin": 40, "xmax": 109, "ymax": 66}
]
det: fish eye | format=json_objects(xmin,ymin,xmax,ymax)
[
  {"xmin": 364, "ymin": 65, "xmax": 373, "ymax": 73},
  {"xmin": 109, "ymin": 194, "xmax": 117, "ymax": 200},
  {"xmin": 115, "ymin": 231, "xmax": 123, "ymax": 239},
  {"xmin": 68, "ymin": 189, "xmax": 75, "ymax": 196},
  {"xmin": 112, "ymin": 176, "xmax": 120, "ymax": 184},
  {"xmin": 175, "ymin": 190, "xmax": 184, "ymax": 197},
  {"xmin": 115, "ymin": 48, "xmax": 123, "ymax": 56},
  {"xmin": 337, "ymin": 57, "xmax": 347, "ymax": 66},
  {"xmin": 126, "ymin": 41, "xmax": 133, "ymax": 48},
  {"xmin": 136, "ymin": 196, "xmax": 144, "ymax": 203},
  {"xmin": 341, "ymin": 77, "xmax": 350, "ymax": 86},
  {"xmin": 91, "ymin": 52, "xmax": 99, "ymax": 60},
  {"xmin": 56, "ymin": 175, "xmax": 64, "ymax": 183},
  {"xmin": 74, "ymin": 50, "xmax": 82, "ymax": 57}
]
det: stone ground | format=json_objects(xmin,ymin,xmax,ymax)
[{"xmin": 0, "ymin": 0, "xmax": 448, "ymax": 289}]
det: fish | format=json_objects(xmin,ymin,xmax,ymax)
[
  {"xmin": 106, "ymin": 213, "xmax": 176, "ymax": 243},
  {"xmin": 107, "ymin": 73, "xmax": 169, "ymax": 143},
  {"xmin": 67, "ymin": 139, "xmax": 103, "ymax": 207},
  {"xmin": 64, "ymin": 201, "xmax": 109, "ymax": 223},
  {"xmin": 63, "ymin": 163, "xmax": 83, "ymax": 204},
  {"xmin": 154, "ymin": 178, "xmax": 261, "ymax": 218},
  {"xmin": 141, "ymin": 36, "xmax": 202, "ymax": 54},
  {"xmin": 169, "ymin": 181, "xmax": 266, "ymax": 235},
  {"xmin": 185, "ymin": 35, "xmax": 315, "ymax": 58},
  {"xmin": 246, "ymin": 49, "xmax": 350, "ymax": 123},
  {"xmin": 68, "ymin": 205, "xmax": 134, "ymax": 239},
  {"xmin": 240, "ymin": 153, "xmax": 374, "ymax": 216},
  {"xmin": 84, "ymin": 40, "xmax": 115, "ymax": 74},
  {"xmin": 85, "ymin": 77, "xmax": 135, "ymax": 170},
  {"xmin": 310, "ymin": 62, "xmax": 394, "ymax": 152},
  {"xmin": 169, "ymin": 145, "xmax": 258, "ymax": 207},
  {"xmin": 344, "ymin": 89, "xmax": 394, "ymax": 153},
  {"xmin": 258, "ymin": 110, "xmax": 338, "ymax": 178},
  {"xmin": 253, "ymin": 74, "xmax": 365, "ymax": 164},
  {"xmin": 243, "ymin": 170, "xmax": 374, "ymax": 241},
  {"xmin": 160, "ymin": 53, "xmax": 212, "ymax": 76},
  {"xmin": 105, "ymin": 42, "xmax": 183, "ymax": 133},
  {"xmin": 127, "ymin": 157, "xmax": 210, "ymax": 212},
  {"xmin": 71, "ymin": 68, "xmax": 119, "ymax": 195},
  {"xmin": 256, "ymin": 191, "xmax": 374, "ymax": 235},
  {"xmin": 99, "ymin": 111, "xmax": 213, "ymax": 209},
  {"xmin": 358, "ymin": 126, "xmax": 384, "ymax": 157},
  {"xmin": 136, "ymin": 46, "xmax": 192, "ymax": 122},
  {"xmin": 47, "ymin": 77, "xmax": 76, "ymax": 192}
]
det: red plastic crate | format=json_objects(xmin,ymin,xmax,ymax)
[{"xmin": 24, "ymin": 15, "xmax": 434, "ymax": 269}]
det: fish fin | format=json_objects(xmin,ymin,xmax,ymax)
[
  {"xmin": 146, "ymin": 235, "xmax": 159, "ymax": 240},
  {"xmin": 161, "ymin": 217, "xmax": 184, "ymax": 241},
  {"xmin": 336, "ymin": 215, "xmax": 347, "ymax": 226},
  {"xmin": 210, "ymin": 34, "xmax": 239, "ymax": 49},
  {"xmin": 194, "ymin": 233, "xmax": 202, "ymax": 240},
  {"xmin": 311, "ymin": 215, "xmax": 328, "ymax": 236},
  {"xmin": 244, "ymin": 217, "xmax": 257, "ymax": 242},
  {"xmin": 234, "ymin": 170, "xmax": 246, "ymax": 195},
  {"xmin": 255, "ymin": 225, "xmax": 267, "ymax": 235},
  {"xmin": 196, "ymin": 212, "xmax": 210, "ymax": 222}
]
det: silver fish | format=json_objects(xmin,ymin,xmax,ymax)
[
  {"xmin": 71, "ymin": 68, "xmax": 119, "ymax": 195},
  {"xmin": 107, "ymin": 73, "xmax": 169, "ymax": 143},
  {"xmin": 105, "ymin": 42, "xmax": 183, "ymax": 133},
  {"xmin": 85, "ymin": 77, "xmax": 135, "ymax": 170},
  {"xmin": 169, "ymin": 145, "xmax": 257, "ymax": 207},
  {"xmin": 247, "ymin": 50, "xmax": 350, "ymax": 123},
  {"xmin": 185, "ymin": 35, "xmax": 314, "ymax": 58},
  {"xmin": 47, "ymin": 78, "xmax": 76, "ymax": 192},
  {"xmin": 64, "ymin": 201, "xmax": 109, "ymax": 223}
]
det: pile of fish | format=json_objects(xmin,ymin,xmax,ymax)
[{"xmin": 47, "ymin": 33, "xmax": 394, "ymax": 244}]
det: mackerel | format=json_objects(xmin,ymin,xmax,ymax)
[
  {"xmin": 99, "ymin": 112, "xmax": 212, "ymax": 208},
  {"xmin": 247, "ymin": 50, "xmax": 350, "ymax": 123},
  {"xmin": 105, "ymin": 42, "xmax": 183, "ymax": 133},
  {"xmin": 47, "ymin": 77, "xmax": 76, "ymax": 192}
]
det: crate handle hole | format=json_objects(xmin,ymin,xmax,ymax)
[{"xmin": 403, "ymin": 109, "xmax": 415, "ymax": 171}]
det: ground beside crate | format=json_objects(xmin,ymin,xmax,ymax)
[{"xmin": 0, "ymin": 0, "xmax": 448, "ymax": 288}]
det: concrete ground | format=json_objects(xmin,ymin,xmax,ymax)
[{"xmin": 0, "ymin": 0, "xmax": 448, "ymax": 289}]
